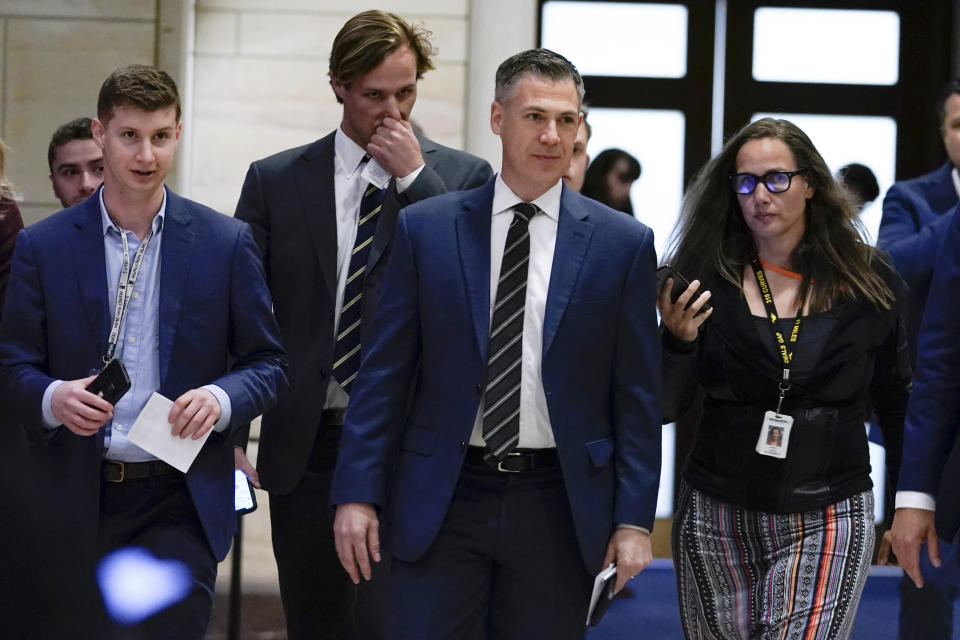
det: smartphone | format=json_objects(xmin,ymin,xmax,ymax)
[
  {"xmin": 234, "ymin": 468, "xmax": 258, "ymax": 515},
  {"xmin": 85, "ymin": 358, "xmax": 132, "ymax": 405},
  {"xmin": 656, "ymin": 265, "xmax": 712, "ymax": 312}
]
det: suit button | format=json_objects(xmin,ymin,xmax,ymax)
[
  {"xmin": 460, "ymin": 442, "xmax": 466, "ymax": 450},
  {"xmin": 474, "ymin": 384, "xmax": 482, "ymax": 394}
]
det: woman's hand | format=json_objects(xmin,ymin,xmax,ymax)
[{"xmin": 658, "ymin": 278, "xmax": 713, "ymax": 343}]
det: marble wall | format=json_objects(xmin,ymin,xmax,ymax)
[
  {"xmin": 0, "ymin": 1, "xmax": 158, "ymax": 226},
  {"xmin": 189, "ymin": 0, "xmax": 477, "ymax": 215},
  {"xmin": 0, "ymin": 0, "xmax": 537, "ymax": 224}
]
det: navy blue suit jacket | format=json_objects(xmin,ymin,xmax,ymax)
[
  {"xmin": 879, "ymin": 161, "xmax": 959, "ymax": 362},
  {"xmin": 0, "ymin": 188, "xmax": 287, "ymax": 561},
  {"xmin": 329, "ymin": 179, "xmax": 662, "ymax": 573},
  {"xmin": 899, "ymin": 209, "xmax": 960, "ymax": 536}
]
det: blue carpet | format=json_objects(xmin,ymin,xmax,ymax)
[{"xmin": 585, "ymin": 560, "xmax": 953, "ymax": 639}]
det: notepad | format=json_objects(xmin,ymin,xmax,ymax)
[{"xmin": 126, "ymin": 392, "xmax": 212, "ymax": 473}]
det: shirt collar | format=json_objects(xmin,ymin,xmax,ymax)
[
  {"xmin": 99, "ymin": 186, "xmax": 166, "ymax": 237},
  {"xmin": 491, "ymin": 174, "xmax": 562, "ymax": 222},
  {"xmin": 952, "ymin": 166, "xmax": 960, "ymax": 200},
  {"xmin": 335, "ymin": 126, "xmax": 369, "ymax": 178}
]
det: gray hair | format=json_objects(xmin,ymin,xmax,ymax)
[{"xmin": 494, "ymin": 48, "xmax": 584, "ymax": 105}]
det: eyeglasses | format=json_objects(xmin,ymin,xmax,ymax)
[{"xmin": 729, "ymin": 170, "xmax": 805, "ymax": 195}]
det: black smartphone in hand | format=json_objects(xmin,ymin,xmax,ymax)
[
  {"xmin": 234, "ymin": 468, "xmax": 258, "ymax": 515},
  {"xmin": 656, "ymin": 265, "xmax": 712, "ymax": 312},
  {"xmin": 85, "ymin": 358, "xmax": 131, "ymax": 405}
]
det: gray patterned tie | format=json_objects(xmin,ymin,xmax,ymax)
[{"xmin": 482, "ymin": 202, "xmax": 538, "ymax": 459}]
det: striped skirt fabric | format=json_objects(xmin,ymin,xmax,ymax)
[{"xmin": 672, "ymin": 482, "xmax": 874, "ymax": 640}]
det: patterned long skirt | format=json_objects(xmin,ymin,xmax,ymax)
[{"xmin": 672, "ymin": 482, "xmax": 875, "ymax": 640}]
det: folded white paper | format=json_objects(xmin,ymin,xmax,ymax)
[{"xmin": 126, "ymin": 392, "xmax": 212, "ymax": 473}]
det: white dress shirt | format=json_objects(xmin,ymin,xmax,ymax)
[{"xmin": 469, "ymin": 175, "xmax": 562, "ymax": 449}]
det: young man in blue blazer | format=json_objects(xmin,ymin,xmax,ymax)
[{"xmin": 0, "ymin": 65, "xmax": 287, "ymax": 638}]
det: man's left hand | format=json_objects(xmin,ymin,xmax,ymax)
[
  {"xmin": 603, "ymin": 528, "xmax": 652, "ymax": 594},
  {"xmin": 367, "ymin": 117, "xmax": 423, "ymax": 179},
  {"xmin": 169, "ymin": 388, "xmax": 221, "ymax": 440}
]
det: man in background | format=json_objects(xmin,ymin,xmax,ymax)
[
  {"xmin": 879, "ymin": 77, "xmax": 960, "ymax": 640},
  {"xmin": 234, "ymin": 10, "xmax": 492, "ymax": 639},
  {"xmin": 48, "ymin": 116, "xmax": 103, "ymax": 208}
]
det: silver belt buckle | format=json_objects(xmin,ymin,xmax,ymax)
[{"xmin": 496, "ymin": 451, "xmax": 523, "ymax": 473}]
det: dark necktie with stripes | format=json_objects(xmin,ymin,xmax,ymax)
[
  {"xmin": 332, "ymin": 180, "xmax": 386, "ymax": 394},
  {"xmin": 482, "ymin": 202, "xmax": 538, "ymax": 460}
]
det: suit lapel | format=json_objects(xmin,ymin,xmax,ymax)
[
  {"xmin": 543, "ymin": 189, "xmax": 593, "ymax": 356},
  {"xmin": 367, "ymin": 179, "xmax": 399, "ymax": 273},
  {"xmin": 297, "ymin": 133, "xmax": 338, "ymax": 300},
  {"xmin": 457, "ymin": 181, "xmax": 496, "ymax": 361},
  {"xmin": 72, "ymin": 196, "xmax": 110, "ymax": 355},
  {"xmin": 158, "ymin": 189, "xmax": 196, "ymax": 386}
]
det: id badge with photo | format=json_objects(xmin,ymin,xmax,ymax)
[{"xmin": 755, "ymin": 411, "xmax": 793, "ymax": 459}]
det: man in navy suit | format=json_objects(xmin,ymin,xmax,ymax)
[
  {"xmin": 879, "ymin": 78, "xmax": 960, "ymax": 640},
  {"xmin": 0, "ymin": 65, "xmax": 287, "ymax": 638},
  {"xmin": 234, "ymin": 10, "xmax": 492, "ymax": 639},
  {"xmin": 331, "ymin": 49, "xmax": 661, "ymax": 639},
  {"xmin": 889, "ymin": 208, "xmax": 960, "ymax": 603}
]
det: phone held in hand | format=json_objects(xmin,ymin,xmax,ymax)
[
  {"xmin": 234, "ymin": 468, "xmax": 258, "ymax": 515},
  {"xmin": 85, "ymin": 358, "xmax": 132, "ymax": 405},
  {"xmin": 656, "ymin": 265, "xmax": 712, "ymax": 313}
]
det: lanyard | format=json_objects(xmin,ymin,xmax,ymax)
[
  {"xmin": 749, "ymin": 256, "xmax": 808, "ymax": 415},
  {"xmin": 104, "ymin": 227, "xmax": 154, "ymax": 364}
]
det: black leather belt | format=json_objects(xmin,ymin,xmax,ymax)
[
  {"xmin": 321, "ymin": 408, "xmax": 346, "ymax": 427},
  {"xmin": 465, "ymin": 446, "xmax": 559, "ymax": 473},
  {"xmin": 103, "ymin": 460, "xmax": 182, "ymax": 483}
]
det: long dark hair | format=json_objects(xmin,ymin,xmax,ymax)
[
  {"xmin": 663, "ymin": 118, "xmax": 894, "ymax": 312},
  {"xmin": 581, "ymin": 148, "xmax": 640, "ymax": 215}
]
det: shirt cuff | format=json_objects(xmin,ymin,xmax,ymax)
[
  {"xmin": 41, "ymin": 380, "xmax": 65, "ymax": 428},
  {"xmin": 895, "ymin": 490, "xmax": 936, "ymax": 511},
  {"xmin": 616, "ymin": 523, "xmax": 651, "ymax": 535},
  {"xmin": 395, "ymin": 164, "xmax": 425, "ymax": 193},
  {"xmin": 202, "ymin": 384, "xmax": 232, "ymax": 433}
]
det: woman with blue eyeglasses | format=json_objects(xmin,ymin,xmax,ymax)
[{"xmin": 658, "ymin": 118, "xmax": 910, "ymax": 639}]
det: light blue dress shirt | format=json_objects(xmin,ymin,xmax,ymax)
[{"xmin": 41, "ymin": 187, "xmax": 232, "ymax": 461}]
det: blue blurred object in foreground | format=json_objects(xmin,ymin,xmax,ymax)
[{"xmin": 97, "ymin": 547, "xmax": 192, "ymax": 625}]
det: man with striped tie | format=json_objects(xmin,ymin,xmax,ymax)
[
  {"xmin": 331, "ymin": 49, "xmax": 661, "ymax": 639},
  {"xmin": 234, "ymin": 10, "xmax": 492, "ymax": 640}
]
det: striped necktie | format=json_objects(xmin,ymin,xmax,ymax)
[
  {"xmin": 332, "ymin": 181, "xmax": 385, "ymax": 394},
  {"xmin": 482, "ymin": 202, "xmax": 538, "ymax": 460}
]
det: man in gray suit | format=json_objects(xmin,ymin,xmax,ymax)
[{"xmin": 234, "ymin": 10, "xmax": 492, "ymax": 639}]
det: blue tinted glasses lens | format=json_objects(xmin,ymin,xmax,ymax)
[
  {"xmin": 764, "ymin": 172, "xmax": 791, "ymax": 192},
  {"xmin": 733, "ymin": 174, "xmax": 757, "ymax": 194}
]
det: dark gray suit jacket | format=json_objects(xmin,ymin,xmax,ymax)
[{"xmin": 236, "ymin": 130, "xmax": 492, "ymax": 493}]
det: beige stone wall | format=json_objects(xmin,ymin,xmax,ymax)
[
  {"xmin": 0, "ymin": 1, "xmax": 158, "ymax": 226},
  {"xmin": 189, "ymin": 0, "xmax": 475, "ymax": 216}
]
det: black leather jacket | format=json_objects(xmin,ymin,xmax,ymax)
[{"xmin": 662, "ymin": 258, "xmax": 910, "ymax": 515}]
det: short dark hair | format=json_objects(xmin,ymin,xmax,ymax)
[
  {"xmin": 97, "ymin": 64, "xmax": 181, "ymax": 123},
  {"xmin": 328, "ymin": 10, "xmax": 436, "ymax": 103},
  {"xmin": 47, "ymin": 117, "xmax": 94, "ymax": 172},
  {"xmin": 837, "ymin": 162, "xmax": 880, "ymax": 205},
  {"xmin": 937, "ymin": 78, "xmax": 960, "ymax": 129},
  {"xmin": 494, "ymin": 48, "xmax": 584, "ymax": 105}
]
